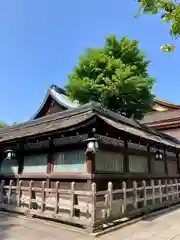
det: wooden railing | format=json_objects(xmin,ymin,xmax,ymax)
[{"xmin": 0, "ymin": 179, "xmax": 180, "ymax": 232}]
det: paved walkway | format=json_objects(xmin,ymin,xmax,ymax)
[
  {"xmin": 0, "ymin": 212, "xmax": 92, "ymax": 240},
  {"xmin": 99, "ymin": 206, "xmax": 180, "ymax": 240},
  {"xmin": 2, "ymin": 207, "xmax": 180, "ymax": 240}
]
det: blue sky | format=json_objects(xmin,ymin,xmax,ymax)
[{"xmin": 0, "ymin": 0, "xmax": 179, "ymax": 124}]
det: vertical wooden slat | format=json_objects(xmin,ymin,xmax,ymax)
[
  {"xmin": 164, "ymin": 149, "xmax": 168, "ymax": 175},
  {"xmin": 174, "ymin": 178, "xmax": 178, "ymax": 198},
  {"xmin": 0, "ymin": 180, "xmax": 5, "ymax": 202},
  {"xmin": 41, "ymin": 181, "xmax": 46, "ymax": 212},
  {"xmin": 165, "ymin": 179, "xmax": 168, "ymax": 201},
  {"xmin": 54, "ymin": 181, "xmax": 59, "ymax": 214},
  {"xmin": 147, "ymin": 146, "xmax": 152, "ymax": 174},
  {"xmin": 86, "ymin": 152, "xmax": 95, "ymax": 174},
  {"xmin": 18, "ymin": 142, "xmax": 24, "ymax": 174},
  {"xmin": 91, "ymin": 182, "xmax": 96, "ymax": 226},
  {"xmin": 178, "ymin": 179, "xmax": 180, "ymax": 198},
  {"xmin": 158, "ymin": 180, "xmax": 162, "ymax": 203},
  {"xmin": 29, "ymin": 180, "xmax": 33, "ymax": 209},
  {"xmin": 151, "ymin": 180, "xmax": 155, "ymax": 205},
  {"xmin": 133, "ymin": 181, "xmax": 137, "ymax": 209},
  {"xmin": 8, "ymin": 180, "xmax": 13, "ymax": 205},
  {"xmin": 142, "ymin": 180, "xmax": 147, "ymax": 207},
  {"xmin": 124, "ymin": 139, "xmax": 129, "ymax": 172},
  {"xmin": 122, "ymin": 181, "xmax": 127, "ymax": 213},
  {"xmin": 70, "ymin": 182, "xmax": 75, "ymax": 218},
  {"xmin": 176, "ymin": 153, "xmax": 180, "ymax": 174},
  {"xmin": 17, "ymin": 180, "xmax": 22, "ymax": 207},
  {"xmin": 108, "ymin": 182, "xmax": 113, "ymax": 217},
  {"xmin": 170, "ymin": 179, "xmax": 174, "ymax": 200}
]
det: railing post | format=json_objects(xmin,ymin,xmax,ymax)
[
  {"xmin": 170, "ymin": 179, "xmax": 174, "ymax": 200},
  {"xmin": 7, "ymin": 180, "xmax": 13, "ymax": 205},
  {"xmin": 178, "ymin": 179, "xmax": 180, "ymax": 198},
  {"xmin": 54, "ymin": 181, "xmax": 59, "ymax": 214},
  {"xmin": 122, "ymin": 181, "xmax": 127, "ymax": 213},
  {"xmin": 29, "ymin": 180, "xmax": 33, "ymax": 210},
  {"xmin": 41, "ymin": 181, "xmax": 46, "ymax": 212},
  {"xmin": 151, "ymin": 180, "xmax": 155, "ymax": 205},
  {"xmin": 174, "ymin": 178, "xmax": 178, "ymax": 198},
  {"xmin": 17, "ymin": 180, "xmax": 22, "ymax": 207},
  {"xmin": 158, "ymin": 180, "xmax": 162, "ymax": 203},
  {"xmin": 70, "ymin": 182, "xmax": 75, "ymax": 218},
  {"xmin": 165, "ymin": 179, "xmax": 168, "ymax": 201},
  {"xmin": 91, "ymin": 182, "xmax": 96, "ymax": 229},
  {"xmin": 133, "ymin": 181, "xmax": 137, "ymax": 209},
  {"xmin": 142, "ymin": 180, "xmax": 147, "ymax": 207},
  {"xmin": 108, "ymin": 182, "xmax": 113, "ymax": 217},
  {"xmin": 0, "ymin": 180, "xmax": 5, "ymax": 203}
]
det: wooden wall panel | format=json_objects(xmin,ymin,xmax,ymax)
[
  {"xmin": 95, "ymin": 150, "xmax": 124, "ymax": 172},
  {"xmin": 53, "ymin": 150, "xmax": 86, "ymax": 173},
  {"xmin": 0, "ymin": 158, "xmax": 19, "ymax": 174},
  {"xmin": 23, "ymin": 154, "xmax": 48, "ymax": 173},
  {"xmin": 152, "ymin": 159, "xmax": 165, "ymax": 174},
  {"xmin": 129, "ymin": 155, "xmax": 148, "ymax": 173}
]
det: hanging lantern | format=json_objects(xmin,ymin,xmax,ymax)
[
  {"xmin": 155, "ymin": 150, "xmax": 163, "ymax": 161},
  {"xmin": 85, "ymin": 138, "xmax": 99, "ymax": 154},
  {"xmin": 4, "ymin": 149, "xmax": 16, "ymax": 160}
]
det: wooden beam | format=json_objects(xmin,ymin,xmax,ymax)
[
  {"xmin": 147, "ymin": 145, "xmax": 152, "ymax": 174},
  {"xmin": 47, "ymin": 138, "xmax": 53, "ymax": 174},
  {"xmin": 176, "ymin": 152, "xmax": 180, "ymax": 174},
  {"xmin": 86, "ymin": 152, "xmax": 95, "ymax": 174},
  {"xmin": 164, "ymin": 149, "xmax": 168, "ymax": 175},
  {"xmin": 124, "ymin": 139, "xmax": 129, "ymax": 173},
  {"xmin": 18, "ymin": 142, "xmax": 24, "ymax": 174}
]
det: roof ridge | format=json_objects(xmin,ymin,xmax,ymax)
[{"xmin": 0, "ymin": 102, "xmax": 95, "ymax": 135}]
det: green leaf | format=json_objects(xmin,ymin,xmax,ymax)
[{"xmin": 65, "ymin": 35, "xmax": 155, "ymax": 119}]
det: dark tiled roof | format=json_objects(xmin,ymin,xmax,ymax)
[
  {"xmin": 0, "ymin": 102, "xmax": 179, "ymax": 148},
  {"xmin": 141, "ymin": 109, "xmax": 180, "ymax": 125},
  {"xmin": 154, "ymin": 99, "xmax": 180, "ymax": 109},
  {"xmin": 31, "ymin": 84, "xmax": 79, "ymax": 120}
]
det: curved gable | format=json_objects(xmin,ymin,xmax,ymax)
[{"xmin": 32, "ymin": 85, "xmax": 79, "ymax": 120}]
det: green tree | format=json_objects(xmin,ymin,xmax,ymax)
[
  {"xmin": 137, "ymin": 0, "xmax": 180, "ymax": 52},
  {"xmin": 12, "ymin": 122, "xmax": 18, "ymax": 126},
  {"xmin": 0, "ymin": 121, "xmax": 9, "ymax": 129},
  {"xmin": 65, "ymin": 35, "xmax": 155, "ymax": 119}
]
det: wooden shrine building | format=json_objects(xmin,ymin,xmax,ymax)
[
  {"xmin": 0, "ymin": 100, "xmax": 180, "ymax": 190},
  {"xmin": 30, "ymin": 84, "xmax": 180, "ymax": 140},
  {"xmin": 142, "ymin": 99, "xmax": 180, "ymax": 139}
]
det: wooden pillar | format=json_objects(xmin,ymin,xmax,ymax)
[
  {"xmin": 0, "ymin": 149, "xmax": 3, "ymax": 173},
  {"xmin": 164, "ymin": 149, "xmax": 168, "ymax": 175},
  {"xmin": 86, "ymin": 152, "xmax": 95, "ymax": 174},
  {"xmin": 18, "ymin": 142, "xmax": 24, "ymax": 174},
  {"xmin": 47, "ymin": 138, "xmax": 53, "ymax": 174},
  {"xmin": 85, "ymin": 151, "xmax": 95, "ymax": 190},
  {"xmin": 176, "ymin": 152, "xmax": 180, "ymax": 174},
  {"xmin": 123, "ymin": 139, "xmax": 129, "ymax": 173},
  {"xmin": 147, "ymin": 145, "xmax": 152, "ymax": 174}
]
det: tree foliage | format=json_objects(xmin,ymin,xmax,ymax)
[
  {"xmin": 65, "ymin": 35, "xmax": 155, "ymax": 119},
  {"xmin": 12, "ymin": 122, "xmax": 18, "ymax": 126},
  {"xmin": 0, "ymin": 121, "xmax": 9, "ymax": 129},
  {"xmin": 137, "ymin": 0, "xmax": 180, "ymax": 51}
]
